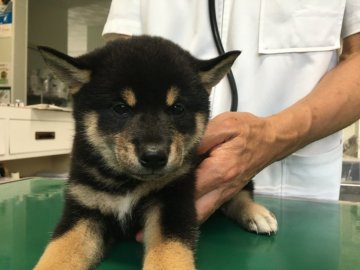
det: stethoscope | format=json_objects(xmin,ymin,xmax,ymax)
[{"xmin": 208, "ymin": 0, "xmax": 238, "ymax": 112}]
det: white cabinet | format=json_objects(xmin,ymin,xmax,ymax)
[
  {"xmin": 0, "ymin": 107, "xmax": 74, "ymax": 161},
  {"xmin": 0, "ymin": 119, "xmax": 6, "ymax": 156},
  {"xmin": 9, "ymin": 120, "xmax": 73, "ymax": 155}
]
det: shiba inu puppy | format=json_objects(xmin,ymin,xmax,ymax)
[{"xmin": 35, "ymin": 36, "xmax": 277, "ymax": 270}]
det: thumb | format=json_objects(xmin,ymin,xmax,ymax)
[
  {"xmin": 197, "ymin": 127, "xmax": 235, "ymax": 155},
  {"xmin": 198, "ymin": 113, "xmax": 238, "ymax": 154}
]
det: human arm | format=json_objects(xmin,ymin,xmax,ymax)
[{"xmin": 195, "ymin": 33, "xmax": 360, "ymax": 222}]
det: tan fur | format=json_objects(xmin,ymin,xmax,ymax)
[
  {"xmin": 34, "ymin": 219, "xmax": 103, "ymax": 270},
  {"xmin": 199, "ymin": 53, "xmax": 239, "ymax": 92},
  {"xmin": 122, "ymin": 88, "xmax": 137, "ymax": 107},
  {"xmin": 168, "ymin": 132, "xmax": 185, "ymax": 168},
  {"xmin": 182, "ymin": 113, "xmax": 207, "ymax": 154},
  {"xmin": 143, "ymin": 207, "xmax": 163, "ymax": 252},
  {"xmin": 166, "ymin": 87, "xmax": 179, "ymax": 106},
  {"xmin": 68, "ymin": 70, "xmax": 91, "ymax": 94},
  {"xmin": 143, "ymin": 207, "xmax": 195, "ymax": 270},
  {"xmin": 194, "ymin": 113, "xmax": 207, "ymax": 144},
  {"xmin": 223, "ymin": 190, "xmax": 278, "ymax": 234},
  {"xmin": 83, "ymin": 112, "xmax": 120, "ymax": 170},
  {"xmin": 115, "ymin": 132, "xmax": 139, "ymax": 170}
]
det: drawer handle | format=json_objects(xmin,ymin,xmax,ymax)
[{"xmin": 35, "ymin": 131, "xmax": 55, "ymax": 140}]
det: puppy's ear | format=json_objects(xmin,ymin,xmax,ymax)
[
  {"xmin": 197, "ymin": 51, "xmax": 241, "ymax": 93},
  {"xmin": 38, "ymin": 46, "xmax": 91, "ymax": 95}
]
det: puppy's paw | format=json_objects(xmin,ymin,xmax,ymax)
[
  {"xmin": 223, "ymin": 200, "xmax": 278, "ymax": 234},
  {"xmin": 240, "ymin": 203, "xmax": 278, "ymax": 234}
]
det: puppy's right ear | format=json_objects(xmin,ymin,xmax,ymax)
[{"xmin": 38, "ymin": 46, "xmax": 91, "ymax": 95}]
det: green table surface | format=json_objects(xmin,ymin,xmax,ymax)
[{"xmin": 0, "ymin": 178, "xmax": 359, "ymax": 270}]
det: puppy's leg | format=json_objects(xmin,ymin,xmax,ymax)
[
  {"xmin": 143, "ymin": 206, "xmax": 197, "ymax": 270},
  {"xmin": 34, "ymin": 218, "xmax": 104, "ymax": 270},
  {"xmin": 222, "ymin": 181, "xmax": 278, "ymax": 234}
]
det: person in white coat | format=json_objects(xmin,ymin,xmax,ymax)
[{"xmin": 103, "ymin": 0, "xmax": 360, "ymax": 222}]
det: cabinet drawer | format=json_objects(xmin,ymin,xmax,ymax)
[{"xmin": 9, "ymin": 120, "xmax": 74, "ymax": 154}]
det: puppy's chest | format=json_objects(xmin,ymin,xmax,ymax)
[{"xmin": 68, "ymin": 183, "xmax": 157, "ymax": 222}]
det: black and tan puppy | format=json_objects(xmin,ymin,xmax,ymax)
[{"xmin": 35, "ymin": 36, "xmax": 277, "ymax": 270}]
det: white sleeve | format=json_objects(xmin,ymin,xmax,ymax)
[
  {"xmin": 102, "ymin": 0, "xmax": 142, "ymax": 39},
  {"xmin": 341, "ymin": 0, "xmax": 360, "ymax": 38}
]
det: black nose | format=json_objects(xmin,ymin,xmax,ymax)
[{"xmin": 139, "ymin": 149, "xmax": 168, "ymax": 170}]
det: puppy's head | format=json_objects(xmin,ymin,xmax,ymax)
[{"xmin": 39, "ymin": 36, "xmax": 240, "ymax": 181}]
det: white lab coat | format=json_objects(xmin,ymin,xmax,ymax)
[{"xmin": 103, "ymin": 0, "xmax": 360, "ymax": 200}]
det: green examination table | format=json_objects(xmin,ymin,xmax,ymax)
[{"xmin": 0, "ymin": 178, "xmax": 359, "ymax": 270}]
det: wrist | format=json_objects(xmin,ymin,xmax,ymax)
[{"xmin": 265, "ymin": 106, "xmax": 313, "ymax": 160}]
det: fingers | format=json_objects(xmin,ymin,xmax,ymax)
[
  {"xmin": 195, "ymin": 185, "xmax": 239, "ymax": 224},
  {"xmin": 197, "ymin": 113, "xmax": 238, "ymax": 154},
  {"xmin": 196, "ymin": 137, "xmax": 248, "ymax": 198},
  {"xmin": 195, "ymin": 157, "xmax": 223, "ymax": 198}
]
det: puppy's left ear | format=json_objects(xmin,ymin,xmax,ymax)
[
  {"xmin": 197, "ymin": 51, "xmax": 241, "ymax": 93},
  {"xmin": 38, "ymin": 46, "xmax": 91, "ymax": 95}
]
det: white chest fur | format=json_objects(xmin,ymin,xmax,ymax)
[
  {"xmin": 68, "ymin": 182, "xmax": 166, "ymax": 222},
  {"xmin": 69, "ymin": 184, "xmax": 141, "ymax": 221}
]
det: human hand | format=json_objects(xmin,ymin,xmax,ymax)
[{"xmin": 195, "ymin": 112, "xmax": 278, "ymax": 223}]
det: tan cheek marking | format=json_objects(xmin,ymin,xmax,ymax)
[
  {"xmin": 83, "ymin": 112, "xmax": 100, "ymax": 146},
  {"xmin": 115, "ymin": 133, "xmax": 138, "ymax": 168},
  {"xmin": 183, "ymin": 113, "xmax": 207, "ymax": 154},
  {"xmin": 168, "ymin": 132, "xmax": 185, "ymax": 167},
  {"xmin": 34, "ymin": 220, "xmax": 103, "ymax": 270},
  {"xmin": 83, "ymin": 112, "xmax": 119, "ymax": 170},
  {"xmin": 143, "ymin": 207, "xmax": 196, "ymax": 270},
  {"xmin": 122, "ymin": 88, "xmax": 137, "ymax": 107},
  {"xmin": 168, "ymin": 113, "xmax": 207, "ymax": 168},
  {"xmin": 195, "ymin": 113, "xmax": 207, "ymax": 140},
  {"xmin": 166, "ymin": 87, "xmax": 179, "ymax": 106}
]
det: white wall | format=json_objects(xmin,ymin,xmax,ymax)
[
  {"xmin": 87, "ymin": 24, "xmax": 106, "ymax": 52},
  {"xmin": 0, "ymin": 37, "xmax": 11, "ymax": 62},
  {"xmin": 12, "ymin": 0, "xmax": 28, "ymax": 102}
]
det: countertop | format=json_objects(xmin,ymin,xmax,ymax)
[{"xmin": 0, "ymin": 178, "xmax": 359, "ymax": 270}]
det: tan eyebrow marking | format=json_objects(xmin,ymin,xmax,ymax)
[
  {"xmin": 166, "ymin": 87, "xmax": 179, "ymax": 106},
  {"xmin": 122, "ymin": 89, "xmax": 136, "ymax": 107}
]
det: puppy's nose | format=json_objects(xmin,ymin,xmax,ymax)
[{"xmin": 139, "ymin": 149, "xmax": 168, "ymax": 170}]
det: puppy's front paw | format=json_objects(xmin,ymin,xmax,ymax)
[
  {"xmin": 240, "ymin": 203, "xmax": 278, "ymax": 234},
  {"xmin": 223, "ymin": 198, "xmax": 278, "ymax": 234}
]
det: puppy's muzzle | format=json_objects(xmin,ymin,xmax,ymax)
[{"xmin": 138, "ymin": 145, "xmax": 168, "ymax": 170}]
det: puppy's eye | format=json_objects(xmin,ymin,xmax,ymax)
[
  {"xmin": 113, "ymin": 102, "xmax": 132, "ymax": 116},
  {"xmin": 168, "ymin": 103, "xmax": 185, "ymax": 115}
]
